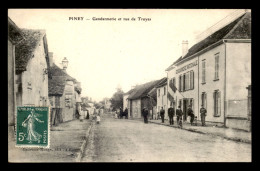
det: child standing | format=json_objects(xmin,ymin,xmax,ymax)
[{"xmin": 96, "ymin": 114, "xmax": 101, "ymax": 124}]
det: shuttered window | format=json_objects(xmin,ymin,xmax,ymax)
[
  {"xmin": 190, "ymin": 70, "xmax": 194, "ymax": 89},
  {"xmin": 202, "ymin": 60, "xmax": 206, "ymax": 83},
  {"xmin": 201, "ymin": 92, "xmax": 207, "ymax": 109},
  {"xmin": 215, "ymin": 54, "xmax": 219, "ymax": 80},
  {"xmin": 179, "ymin": 75, "xmax": 182, "ymax": 92},
  {"xmin": 213, "ymin": 90, "xmax": 221, "ymax": 117}
]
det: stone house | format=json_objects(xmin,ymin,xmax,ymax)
[
  {"xmin": 127, "ymin": 78, "xmax": 166, "ymax": 119},
  {"xmin": 48, "ymin": 56, "xmax": 82, "ymax": 125},
  {"xmin": 165, "ymin": 12, "xmax": 251, "ymax": 130},
  {"xmin": 14, "ymin": 28, "xmax": 51, "ymax": 109},
  {"xmin": 8, "ymin": 17, "xmax": 24, "ymax": 126}
]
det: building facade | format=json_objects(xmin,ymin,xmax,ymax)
[
  {"xmin": 48, "ymin": 56, "xmax": 82, "ymax": 125},
  {"xmin": 15, "ymin": 29, "xmax": 50, "ymax": 108},
  {"xmin": 156, "ymin": 78, "xmax": 168, "ymax": 119},
  {"xmin": 165, "ymin": 12, "xmax": 251, "ymax": 130},
  {"xmin": 8, "ymin": 18, "xmax": 24, "ymax": 126}
]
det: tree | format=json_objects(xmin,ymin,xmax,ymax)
[{"xmin": 110, "ymin": 87, "xmax": 124, "ymax": 111}]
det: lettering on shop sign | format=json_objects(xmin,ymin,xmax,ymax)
[{"xmin": 176, "ymin": 60, "xmax": 198, "ymax": 74}]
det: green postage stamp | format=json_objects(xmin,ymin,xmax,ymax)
[{"xmin": 16, "ymin": 107, "xmax": 50, "ymax": 148}]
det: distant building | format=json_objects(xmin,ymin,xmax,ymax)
[
  {"xmin": 165, "ymin": 12, "xmax": 251, "ymax": 131},
  {"xmin": 155, "ymin": 77, "xmax": 168, "ymax": 119},
  {"xmin": 127, "ymin": 78, "xmax": 166, "ymax": 119},
  {"xmin": 103, "ymin": 97, "xmax": 112, "ymax": 111},
  {"xmin": 8, "ymin": 17, "xmax": 24, "ymax": 126}
]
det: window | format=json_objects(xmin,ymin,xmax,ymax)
[
  {"xmin": 186, "ymin": 71, "xmax": 190, "ymax": 90},
  {"xmin": 215, "ymin": 54, "xmax": 219, "ymax": 80},
  {"xmin": 213, "ymin": 90, "xmax": 221, "ymax": 117},
  {"xmin": 164, "ymin": 86, "xmax": 166, "ymax": 95},
  {"xmin": 202, "ymin": 60, "xmax": 206, "ymax": 83},
  {"xmin": 183, "ymin": 74, "xmax": 186, "ymax": 91},
  {"xmin": 179, "ymin": 75, "xmax": 182, "ymax": 92},
  {"xmin": 201, "ymin": 92, "xmax": 207, "ymax": 109},
  {"xmin": 190, "ymin": 70, "xmax": 194, "ymax": 89},
  {"xmin": 65, "ymin": 94, "xmax": 72, "ymax": 107},
  {"xmin": 158, "ymin": 89, "xmax": 160, "ymax": 97}
]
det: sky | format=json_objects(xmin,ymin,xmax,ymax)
[{"xmin": 8, "ymin": 9, "xmax": 241, "ymax": 102}]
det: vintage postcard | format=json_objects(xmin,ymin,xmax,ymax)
[{"xmin": 8, "ymin": 9, "xmax": 251, "ymax": 162}]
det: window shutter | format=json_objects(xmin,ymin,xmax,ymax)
[
  {"xmin": 218, "ymin": 91, "xmax": 221, "ymax": 116},
  {"xmin": 213, "ymin": 91, "xmax": 216, "ymax": 116}
]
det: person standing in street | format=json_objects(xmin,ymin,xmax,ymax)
[
  {"xmin": 200, "ymin": 105, "xmax": 207, "ymax": 126},
  {"xmin": 160, "ymin": 107, "xmax": 165, "ymax": 123},
  {"xmin": 176, "ymin": 106, "xmax": 183, "ymax": 126},
  {"xmin": 168, "ymin": 105, "xmax": 175, "ymax": 125},
  {"xmin": 187, "ymin": 105, "xmax": 195, "ymax": 125},
  {"xmin": 142, "ymin": 107, "xmax": 148, "ymax": 124},
  {"xmin": 124, "ymin": 107, "xmax": 128, "ymax": 119},
  {"xmin": 86, "ymin": 110, "xmax": 89, "ymax": 119},
  {"xmin": 119, "ymin": 107, "xmax": 123, "ymax": 119}
]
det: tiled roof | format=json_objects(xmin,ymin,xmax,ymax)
[
  {"xmin": 8, "ymin": 17, "xmax": 24, "ymax": 43},
  {"xmin": 48, "ymin": 63, "xmax": 77, "ymax": 82},
  {"xmin": 155, "ymin": 77, "xmax": 167, "ymax": 88},
  {"xmin": 48, "ymin": 63, "xmax": 78, "ymax": 95},
  {"xmin": 128, "ymin": 77, "xmax": 166, "ymax": 100},
  {"xmin": 48, "ymin": 76, "xmax": 66, "ymax": 96},
  {"xmin": 147, "ymin": 87, "xmax": 157, "ymax": 100},
  {"xmin": 15, "ymin": 29, "xmax": 46, "ymax": 73},
  {"xmin": 167, "ymin": 12, "xmax": 251, "ymax": 68}
]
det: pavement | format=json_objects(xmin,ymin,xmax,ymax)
[
  {"xmin": 130, "ymin": 117, "xmax": 251, "ymax": 144},
  {"xmin": 8, "ymin": 118, "xmax": 94, "ymax": 163}
]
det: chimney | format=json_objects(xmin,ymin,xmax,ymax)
[
  {"xmin": 48, "ymin": 52, "xmax": 53, "ymax": 67},
  {"xmin": 61, "ymin": 57, "xmax": 69, "ymax": 72},
  {"xmin": 182, "ymin": 40, "xmax": 189, "ymax": 57}
]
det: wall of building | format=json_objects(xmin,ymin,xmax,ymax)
[
  {"xmin": 131, "ymin": 99, "xmax": 141, "ymax": 118},
  {"xmin": 226, "ymin": 42, "xmax": 251, "ymax": 103},
  {"xmin": 63, "ymin": 81, "xmax": 75, "ymax": 122},
  {"xmin": 123, "ymin": 94, "xmax": 129, "ymax": 110},
  {"xmin": 170, "ymin": 56, "xmax": 199, "ymax": 121},
  {"xmin": 8, "ymin": 40, "xmax": 15, "ymax": 126},
  {"xmin": 198, "ymin": 44, "xmax": 225, "ymax": 123},
  {"xmin": 225, "ymin": 42, "xmax": 251, "ymax": 131},
  {"xmin": 157, "ymin": 85, "xmax": 168, "ymax": 119},
  {"xmin": 18, "ymin": 38, "xmax": 49, "ymax": 107}
]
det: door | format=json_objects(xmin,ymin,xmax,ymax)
[{"xmin": 183, "ymin": 99, "xmax": 188, "ymax": 121}]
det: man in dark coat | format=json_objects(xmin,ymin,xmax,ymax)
[
  {"xmin": 187, "ymin": 105, "xmax": 195, "ymax": 125},
  {"xmin": 142, "ymin": 107, "xmax": 148, "ymax": 124},
  {"xmin": 200, "ymin": 105, "xmax": 207, "ymax": 126},
  {"xmin": 124, "ymin": 107, "xmax": 128, "ymax": 119},
  {"xmin": 119, "ymin": 107, "xmax": 123, "ymax": 119},
  {"xmin": 86, "ymin": 110, "xmax": 89, "ymax": 119},
  {"xmin": 168, "ymin": 105, "xmax": 175, "ymax": 125},
  {"xmin": 160, "ymin": 107, "xmax": 165, "ymax": 123},
  {"xmin": 176, "ymin": 106, "xmax": 183, "ymax": 125}
]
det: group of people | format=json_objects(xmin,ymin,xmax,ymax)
[
  {"xmin": 148, "ymin": 105, "xmax": 207, "ymax": 127},
  {"xmin": 115, "ymin": 107, "xmax": 128, "ymax": 119}
]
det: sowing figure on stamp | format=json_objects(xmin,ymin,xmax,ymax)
[{"xmin": 22, "ymin": 109, "xmax": 44, "ymax": 143}]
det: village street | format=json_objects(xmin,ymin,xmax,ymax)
[{"xmin": 81, "ymin": 113, "xmax": 251, "ymax": 162}]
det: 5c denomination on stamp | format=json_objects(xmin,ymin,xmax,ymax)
[{"xmin": 16, "ymin": 107, "xmax": 50, "ymax": 148}]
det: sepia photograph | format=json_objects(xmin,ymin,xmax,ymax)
[{"xmin": 8, "ymin": 9, "xmax": 251, "ymax": 162}]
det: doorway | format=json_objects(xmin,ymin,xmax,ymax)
[{"xmin": 183, "ymin": 99, "xmax": 188, "ymax": 121}]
